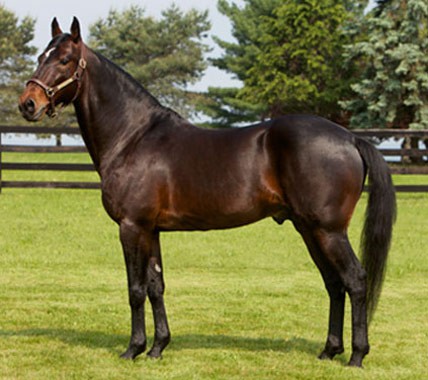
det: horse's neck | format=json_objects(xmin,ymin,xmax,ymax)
[{"xmin": 73, "ymin": 48, "xmax": 163, "ymax": 172}]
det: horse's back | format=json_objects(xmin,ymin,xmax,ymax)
[{"xmin": 268, "ymin": 114, "xmax": 355, "ymax": 146}]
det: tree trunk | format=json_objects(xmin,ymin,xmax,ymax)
[{"xmin": 401, "ymin": 136, "xmax": 423, "ymax": 164}]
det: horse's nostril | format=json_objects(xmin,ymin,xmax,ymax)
[{"xmin": 25, "ymin": 98, "xmax": 36, "ymax": 113}]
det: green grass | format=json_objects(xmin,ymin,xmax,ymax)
[
  {"xmin": 0, "ymin": 177, "xmax": 427, "ymax": 379},
  {"xmin": 392, "ymin": 174, "xmax": 428, "ymax": 185}
]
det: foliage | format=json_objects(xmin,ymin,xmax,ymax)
[
  {"xmin": 196, "ymin": 87, "xmax": 264, "ymax": 128},
  {"xmin": 88, "ymin": 5, "xmax": 211, "ymax": 119},
  {"xmin": 239, "ymin": 0, "xmax": 347, "ymax": 118},
  {"xmin": 197, "ymin": 0, "xmax": 280, "ymax": 126},
  {"xmin": 341, "ymin": 0, "xmax": 428, "ymax": 129},
  {"xmin": 204, "ymin": 0, "xmax": 369, "ymax": 127},
  {"xmin": 0, "ymin": 183, "xmax": 427, "ymax": 379},
  {"xmin": 0, "ymin": 5, "xmax": 36, "ymax": 125}
]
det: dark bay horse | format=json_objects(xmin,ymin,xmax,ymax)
[{"xmin": 19, "ymin": 18, "xmax": 396, "ymax": 367}]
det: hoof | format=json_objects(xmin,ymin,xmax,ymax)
[
  {"xmin": 146, "ymin": 343, "xmax": 166, "ymax": 359},
  {"xmin": 348, "ymin": 346, "xmax": 369, "ymax": 367},
  {"xmin": 120, "ymin": 350, "xmax": 135, "ymax": 360},
  {"xmin": 147, "ymin": 350, "xmax": 162, "ymax": 360},
  {"xmin": 318, "ymin": 351, "xmax": 334, "ymax": 360},
  {"xmin": 147, "ymin": 335, "xmax": 170, "ymax": 359},
  {"xmin": 318, "ymin": 346, "xmax": 344, "ymax": 361},
  {"xmin": 120, "ymin": 343, "xmax": 146, "ymax": 360},
  {"xmin": 347, "ymin": 356, "xmax": 364, "ymax": 368}
]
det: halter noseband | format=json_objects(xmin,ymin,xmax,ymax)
[{"xmin": 26, "ymin": 57, "xmax": 87, "ymax": 118}]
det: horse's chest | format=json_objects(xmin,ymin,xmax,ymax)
[{"xmin": 100, "ymin": 169, "xmax": 161, "ymax": 223}]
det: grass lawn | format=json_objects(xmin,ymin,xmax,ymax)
[{"xmin": 0, "ymin": 175, "xmax": 427, "ymax": 379}]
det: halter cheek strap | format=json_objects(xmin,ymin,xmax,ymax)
[{"xmin": 26, "ymin": 57, "xmax": 87, "ymax": 118}]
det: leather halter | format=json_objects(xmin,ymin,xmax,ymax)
[{"xmin": 26, "ymin": 57, "xmax": 87, "ymax": 118}]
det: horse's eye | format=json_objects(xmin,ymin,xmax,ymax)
[{"xmin": 60, "ymin": 58, "xmax": 70, "ymax": 65}]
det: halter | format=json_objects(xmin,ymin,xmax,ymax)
[{"xmin": 26, "ymin": 57, "xmax": 87, "ymax": 118}]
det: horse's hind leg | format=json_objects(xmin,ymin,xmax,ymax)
[
  {"xmin": 296, "ymin": 225, "xmax": 346, "ymax": 360},
  {"xmin": 146, "ymin": 232, "xmax": 171, "ymax": 358},
  {"xmin": 312, "ymin": 228, "xmax": 369, "ymax": 367}
]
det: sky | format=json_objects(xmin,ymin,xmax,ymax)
[
  {"xmin": 2, "ymin": 0, "xmax": 243, "ymax": 91},
  {"xmin": 3, "ymin": 0, "xmax": 376, "ymax": 92}
]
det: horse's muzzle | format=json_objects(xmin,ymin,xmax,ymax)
[{"xmin": 18, "ymin": 91, "xmax": 48, "ymax": 122}]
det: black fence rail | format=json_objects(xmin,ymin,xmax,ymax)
[
  {"xmin": 0, "ymin": 126, "xmax": 427, "ymax": 192},
  {"xmin": 0, "ymin": 125, "xmax": 99, "ymax": 192},
  {"xmin": 353, "ymin": 129, "xmax": 428, "ymax": 177}
]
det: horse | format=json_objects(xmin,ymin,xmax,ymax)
[{"xmin": 19, "ymin": 17, "xmax": 396, "ymax": 367}]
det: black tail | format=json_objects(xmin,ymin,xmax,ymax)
[{"xmin": 356, "ymin": 137, "xmax": 396, "ymax": 321}]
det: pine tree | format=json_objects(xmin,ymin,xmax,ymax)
[
  {"xmin": 0, "ymin": 5, "xmax": 36, "ymax": 124},
  {"xmin": 197, "ymin": 0, "xmax": 280, "ymax": 127},
  {"xmin": 202, "ymin": 0, "xmax": 368, "ymax": 127},
  {"xmin": 341, "ymin": 0, "xmax": 428, "ymax": 129},
  {"xmin": 239, "ymin": 0, "xmax": 348, "ymax": 118},
  {"xmin": 89, "ymin": 5, "xmax": 211, "ymax": 119}
]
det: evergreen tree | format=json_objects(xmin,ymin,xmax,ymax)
[
  {"xmin": 197, "ymin": 0, "xmax": 280, "ymax": 126},
  {"xmin": 341, "ymin": 0, "xmax": 428, "ymax": 129},
  {"xmin": 197, "ymin": 87, "xmax": 264, "ymax": 128},
  {"xmin": 239, "ymin": 0, "xmax": 347, "ymax": 118},
  {"xmin": 89, "ymin": 5, "xmax": 211, "ymax": 119},
  {"xmin": 0, "ymin": 5, "xmax": 36, "ymax": 124},
  {"xmin": 202, "ymin": 0, "xmax": 368, "ymax": 127}
]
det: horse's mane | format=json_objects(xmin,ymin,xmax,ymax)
[{"xmin": 91, "ymin": 49, "xmax": 184, "ymax": 121}]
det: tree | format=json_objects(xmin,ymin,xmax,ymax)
[
  {"xmin": 341, "ymin": 0, "xmax": 428, "ymax": 130},
  {"xmin": 199, "ymin": 0, "xmax": 281, "ymax": 126},
  {"xmin": 196, "ymin": 87, "xmax": 264, "ymax": 128},
  {"xmin": 88, "ymin": 5, "xmax": 211, "ymax": 119},
  {"xmin": 240, "ymin": 0, "xmax": 348, "ymax": 119},
  {"xmin": 0, "ymin": 5, "xmax": 36, "ymax": 124},
  {"xmin": 203, "ymin": 0, "xmax": 368, "ymax": 127}
]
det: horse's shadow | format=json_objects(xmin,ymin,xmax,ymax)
[
  {"xmin": 173, "ymin": 333, "xmax": 321, "ymax": 355},
  {"xmin": 0, "ymin": 328, "xmax": 338, "ymax": 361}
]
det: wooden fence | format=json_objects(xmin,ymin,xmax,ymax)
[
  {"xmin": 0, "ymin": 125, "xmax": 427, "ymax": 193},
  {"xmin": 0, "ymin": 126, "xmax": 98, "ymax": 192}
]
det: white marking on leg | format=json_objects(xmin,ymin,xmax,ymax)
[{"xmin": 154, "ymin": 264, "xmax": 162, "ymax": 273}]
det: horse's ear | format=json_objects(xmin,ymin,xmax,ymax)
[
  {"xmin": 70, "ymin": 17, "xmax": 81, "ymax": 42},
  {"xmin": 51, "ymin": 17, "xmax": 63, "ymax": 37}
]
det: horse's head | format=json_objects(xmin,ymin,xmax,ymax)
[{"xmin": 19, "ymin": 17, "xmax": 87, "ymax": 121}]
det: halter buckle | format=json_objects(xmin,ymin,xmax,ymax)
[
  {"xmin": 79, "ymin": 58, "xmax": 87, "ymax": 70},
  {"xmin": 46, "ymin": 88, "xmax": 55, "ymax": 98}
]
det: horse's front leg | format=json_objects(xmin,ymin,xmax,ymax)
[
  {"xmin": 119, "ymin": 221, "xmax": 151, "ymax": 360},
  {"xmin": 146, "ymin": 231, "xmax": 171, "ymax": 358}
]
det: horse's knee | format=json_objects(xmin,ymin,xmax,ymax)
[{"xmin": 129, "ymin": 285, "xmax": 146, "ymax": 308}]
